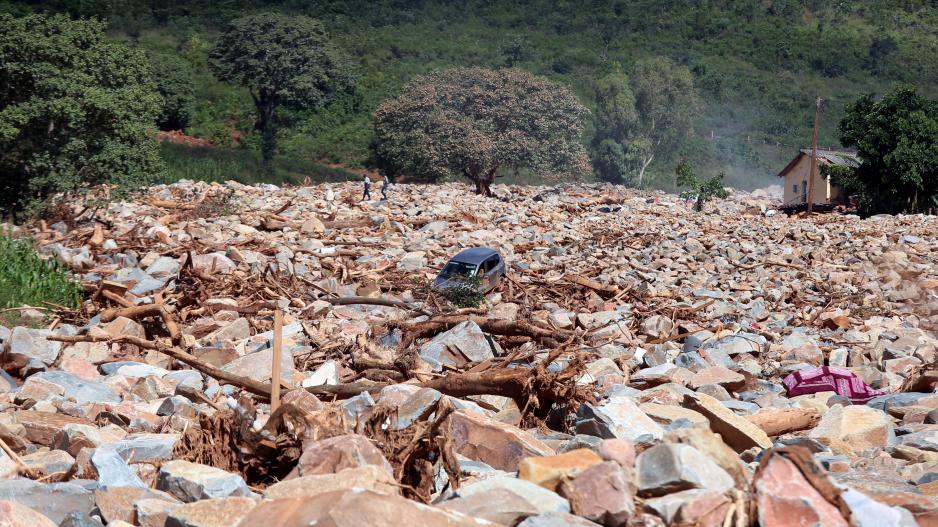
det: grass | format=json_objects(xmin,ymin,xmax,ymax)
[
  {"xmin": 0, "ymin": 233, "xmax": 83, "ymax": 327},
  {"xmin": 158, "ymin": 142, "xmax": 358, "ymax": 186}
]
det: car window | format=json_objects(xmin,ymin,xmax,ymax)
[
  {"xmin": 440, "ymin": 261, "xmax": 476, "ymax": 278},
  {"xmin": 483, "ymin": 256, "xmax": 500, "ymax": 273}
]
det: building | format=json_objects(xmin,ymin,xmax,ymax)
[{"xmin": 777, "ymin": 149, "xmax": 859, "ymax": 207}]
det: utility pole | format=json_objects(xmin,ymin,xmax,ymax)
[{"xmin": 807, "ymin": 95, "xmax": 822, "ymax": 212}]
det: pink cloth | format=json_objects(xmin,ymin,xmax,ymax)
[{"xmin": 782, "ymin": 366, "xmax": 887, "ymax": 404}]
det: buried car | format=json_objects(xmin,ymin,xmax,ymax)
[{"xmin": 432, "ymin": 247, "xmax": 506, "ymax": 293}]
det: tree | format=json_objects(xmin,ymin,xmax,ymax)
[
  {"xmin": 208, "ymin": 13, "xmax": 354, "ymax": 166},
  {"xmin": 373, "ymin": 67, "xmax": 590, "ymax": 196},
  {"xmin": 149, "ymin": 52, "xmax": 195, "ymax": 131},
  {"xmin": 629, "ymin": 57, "xmax": 699, "ymax": 186},
  {"xmin": 0, "ymin": 13, "xmax": 163, "ymax": 216},
  {"xmin": 838, "ymin": 86, "xmax": 938, "ymax": 215},
  {"xmin": 675, "ymin": 159, "xmax": 728, "ymax": 212},
  {"xmin": 592, "ymin": 58, "xmax": 699, "ymax": 187}
]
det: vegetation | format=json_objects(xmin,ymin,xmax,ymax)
[
  {"xmin": 208, "ymin": 13, "xmax": 355, "ymax": 166},
  {"xmin": 836, "ymin": 86, "xmax": 938, "ymax": 216},
  {"xmin": 676, "ymin": 160, "xmax": 729, "ymax": 212},
  {"xmin": 374, "ymin": 67, "xmax": 590, "ymax": 195},
  {"xmin": 439, "ymin": 275, "xmax": 485, "ymax": 309},
  {"xmin": 0, "ymin": 233, "xmax": 83, "ymax": 319},
  {"xmin": 0, "ymin": 13, "xmax": 163, "ymax": 217},
  {"xmin": 593, "ymin": 58, "xmax": 699, "ymax": 186},
  {"xmin": 150, "ymin": 52, "xmax": 196, "ymax": 131},
  {"xmin": 2, "ymin": 1, "xmax": 938, "ymax": 192}
]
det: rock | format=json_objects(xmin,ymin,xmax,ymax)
[
  {"xmin": 4, "ymin": 327, "xmax": 62, "ymax": 371},
  {"xmin": 57, "ymin": 511, "xmax": 105, "ymax": 527},
  {"xmin": 91, "ymin": 445, "xmax": 146, "ymax": 488},
  {"xmin": 165, "ymin": 497, "xmax": 256, "ymax": 527},
  {"xmin": 0, "ymin": 480, "xmax": 94, "ymax": 524},
  {"xmin": 112, "ymin": 433, "xmax": 180, "ymax": 463},
  {"xmin": 157, "ymin": 460, "xmax": 252, "ymax": 502},
  {"xmin": 234, "ymin": 490, "xmax": 488, "ymax": 527},
  {"xmin": 456, "ymin": 475, "xmax": 570, "ymax": 514},
  {"xmin": 136, "ymin": 498, "xmax": 183, "ymax": 527},
  {"xmin": 664, "ymin": 427, "xmax": 750, "ymax": 488},
  {"xmin": 643, "ymin": 489, "xmax": 730, "ymax": 527},
  {"xmin": 19, "ymin": 449, "xmax": 74, "ymax": 477},
  {"xmin": 263, "ymin": 466, "xmax": 399, "ymax": 499},
  {"xmin": 639, "ymin": 402, "xmax": 709, "ymax": 427},
  {"xmin": 636, "ymin": 444, "xmax": 735, "ymax": 497},
  {"xmin": 440, "ymin": 488, "xmax": 540, "ymax": 525},
  {"xmin": 597, "ymin": 439, "xmax": 636, "ymax": 469},
  {"xmin": 682, "ymin": 393, "xmax": 772, "ymax": 452},
  {"xmin": 754, "ymin": 454, "xmax": 848, "ymax": 527},
  {"xmin": 575, "ymin": 396, "xmax": 664, "ymax": 442},
  {"xmin": 94, "ymin": 486, "xmax": 179, "ymax": 524},
  {"xmin": 419, "ymin": 320, "xmax": 494, "ymax": 371},
  {"xmin": 559, "ymin": 461, "xmax": 634, "ymax": 526},
  {"xmin": 52, "ymin": 423, "xmax": 106, "ymax": 456},
  {"xmin": 688, "ymin": 366, "xmax": 745, "ymax": 390},
  {"xmin": 32, "ymin": 371, "xmax": 120, "ymax": 404},
  {"xmin": 301, "ymin": 359, "xmax": 339, "ymax": 388},
  {"xmin": 0, "ymin": 500, "xmax": 57, "ymax": 527},
  {"xmin": 842, "ymin": 488, "xmax": 919, "ymax": 527},
  {"xmin": 808, "ymin": 405, "xmax": 896, "ymax": 455},
  {"xmin": 518, "ymin": 449, "xmax": 603, "ymax": 491},
  {"xmin": 446, "ymin": 409, "xmax": 555, "ymax": 471},
  {"xmin": 296, "ymin": 434, "xmax": 393, "ymax": 477},
  {"xmin": 221, "ymin": 346, "xmax": 294, "ymax": 384},
  {"xmin": 518, "ymin": 512, "xmax": 603, "ymax": 526}
]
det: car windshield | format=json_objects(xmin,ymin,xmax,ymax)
[{"xmin": 439, "ymin": 261, "xmax": 477, "ymax": 279}]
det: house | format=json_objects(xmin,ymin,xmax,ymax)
[{"xmin": 777, "ymin": 149, "xmax": 859, "ymax": 207}]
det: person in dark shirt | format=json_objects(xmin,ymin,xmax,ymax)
[
  {"xmin": 380, "ymin": 170, "xmax": 391, "ymax": 200},
  {"xmin": 362, "ymin": 174, "xmax": 371, "ymax": 201}
]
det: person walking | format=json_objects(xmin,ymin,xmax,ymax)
[
  {"xmin": 380, "ymin": 170, "xmax": 390, "ymax": 200},
  {"xmin": 362, "ymin": 174, "xmax": 371, "ymax": 201}
]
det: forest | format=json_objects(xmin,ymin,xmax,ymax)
[{"xmin": 2, "ymin": 0, "xmax": 938, "ymax": 191}]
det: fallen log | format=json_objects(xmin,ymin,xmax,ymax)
[
  {"xmin": 48, "ymin": 335, "xmax": 271, "ymax": 398},
  {"xmin": 323, "ymin": 296, "xmax": 430, "ymax": 316},
  {"xmin": 99, "ymin": 304, "xmax": 182, "ymax": 344},
  {"xmin": 563, "ymin": 273, "xmax": 619, "ymax": 295},
  {"xmin": 744, "ymin": 408, "xmax": 820, "ymax": 436},
  {"xmin": 388, "ymin": 315, "xmax": 564, "ymax": 349}
]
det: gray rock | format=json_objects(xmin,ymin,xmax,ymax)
[
  {"xmin": 842, "ymin": 488, "xmax": 918, "ymax": 527},
  {"xmin": 636, "ymin": 443, "xmax": 735, "ymax": 497},
  {"xmin": 113, "ymin": 433, "xmax": 180, "ymax": 463},
  {"xmin": 58, "ymin": 511, "xmax": 105, "ymax": 527},
  {"xmin": 0, "ymin": 479, "xmax": 94, "ymax": 524},
  {"xmin": 518, "ymin": 512, "xmax": 602, "ymax": 526},
  {"xmin": 575, "ymin": 396, "xmax": 664, "ymax": 442},
  {"xmin": 91, "ymin": 446, "xmax": 146, "ymax": 488},
  {"xmin": 7, "ymin": 327, "xmax": 62, "ymax": 370},
  {"xmin": 157, "ymin": 460, "xmax": 252, "ymax": 502},
  {"xmin": 32, "ymin": 371, "xmax": 120, "ymax": 404},
  {"xmin": 419, "ymin": 320, "xmax": 494, "ymax": 371}
]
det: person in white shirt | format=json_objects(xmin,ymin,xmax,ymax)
[
  {"xmin": 380, "ymin": 170, "xmax": 390, "ymax": 200},
  {"xmin": 362, "ymin": 174, "xmax": 371, "ymax": 201}
]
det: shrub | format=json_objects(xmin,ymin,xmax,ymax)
[
  {"xmin": 0, "ymin": 234, "xmax": 83, "ymax": 323},
  {"xmin": 439, "ymin": 275, "xmax": 485, "ymax": 309}
]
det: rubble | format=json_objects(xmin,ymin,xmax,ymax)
[{"xmin": 0, "ymin": 180, "xmax": 935, "ymax": 525}]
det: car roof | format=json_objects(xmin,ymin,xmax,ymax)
[{"xmin": 450, "ymin": 247, "xmax": 500, "ymax": 265}]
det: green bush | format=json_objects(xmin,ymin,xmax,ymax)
[
  {"xmin": 0, "ymin": 234, "xmax": 83, "ymax": 322},
  {"xmin": 439, "ymin": 275, "xmax": 485, "ymax": 309}
]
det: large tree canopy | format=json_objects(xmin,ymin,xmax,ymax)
[
  {"xmin": 0, "ymin": 13, "xmax": 163, "ymax": 216},
  {"xmin": 373, "ymin": 67, "xmax": 591, "ymax": 196},
  {"xmin": 838, "ymin": 85, "xmax": 938, "ymax": 215},
  {"xmin": 208, "ymin": 12, "xmax": 354, "ymax": 165},
  {"xmin": 592, "ymin": 57, "xmax": 699, "ymax": 187}
]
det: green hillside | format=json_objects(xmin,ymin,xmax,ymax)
[{"xmin": 4, "ymin": 0, "xmax": 937, "ymax": 190}]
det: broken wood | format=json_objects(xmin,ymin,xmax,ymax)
[
  {"xmin": 563, "ymin": 273, "xmax": 620, "ymax": 295},
  {"xmin": 388, "ymin": 315, "xmax": 565, "ymax": 349},
  {"xmin": 321, "ymin": 296, "xmax": 431, "ymax": 316},
  {"xmin": 271, "ymin": 309, "xmax": 283, "ymax": 413}
]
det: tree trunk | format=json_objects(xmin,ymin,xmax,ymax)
[
  {"xmin": 474, "ymin": 165, "xmax": 499, "ymax": 197},
  {"xmin": 637, "ymin": 154, "xmax": 654, "ymax": 187},
  {"xmin": 253, "ymin": 95, "xmax": 278, "ymax": 168}
]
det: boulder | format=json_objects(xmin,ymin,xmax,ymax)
[
  {"xmin": 296, "ymin": 434, "xmax": 392, "ymax": 477},
  {"xmin": 446, "ymin": 409, "xmax": 555, "ymax": 471},
  {"xmin": 808, "ymin": 405, "xmax": 896, "ymax": 455},
  {"xmin": 518, "ymin": 449, "xmax": 603, "ymax": 491},
  {"xmin": 682, "ymin": 393, "xmax": 772, "ymax": 452},
  {"xmin": 559, "ymin": 461, "xmax": 635, "ymax": 526},
  {"xmin": 419, "ymin": 321, "xmax": 494, "ymax": 371},
  {"xmin": 575, "ymin": 397, "xmax": 664, "ymax": 442},
  {"xmin": 157, "ymin": 460, "xmax": 252, "ymax": 502},
  {"xmin": 0, "ymin": 500, "xmax": 57, "ymax": 527},
  {"xmin": 264, "ymin": 466, "xmax": 399, "ymax": 499},
  {"xmin": 636, "ymin": 444, "xmax": 735, "ymax": 497},
  {"xmin": 165, "ymin": 497, "xmax": 256, "ymax": 527},
  {"xmin": 754, "ymin": 454, "xmax": 848, "ymax": 527}
]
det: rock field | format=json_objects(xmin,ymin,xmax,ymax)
[{"xmin": 1, "ymin": 179, "xmax": 938, "ymax": 526}]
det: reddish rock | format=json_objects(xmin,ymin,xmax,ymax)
[
  {"xmin": 0, "ymin": 500, "xmax": 57, "ymax": 527},
  {"xmin": 518, "ymin": 449, "xmax": 603, "ymax": 491},
  {"xmin": 754, "ymin": 455, "xmax": 848, "ymax": 527},
  {"xmin": 446, "ymin": 409, "xmax": 555, "ymax": 471},
  {"xmin": 598, "ymin": 439, "xmax": 636, "ymax": 469},
  {"xmin": 559, "ymin": 461, "xmax": 635, "ymax": 526},
  {"xmin": 688, "ymin": 366, "xmax": 746, "ymax": 391},
  {"xmin": 14, "ymin": 411, "xmax": 94, "ymax": 446},
  {"xmin": 645, "ymin": 489, "xmax": 730, "ymax": 527},
  {"xmin": 165, "ymin": 497, "xmax": 256, "ymax": 527},
  {"xmin": 297, "ymin": 434, "xmax": 392, "ymax": 477},
  {"xmin": 95, "ymin": 486, "xmax": 180, "ymax": 524},
  {"xmin": 235, "ymin": 491, "xmax": 488, "ymax": 527}
]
